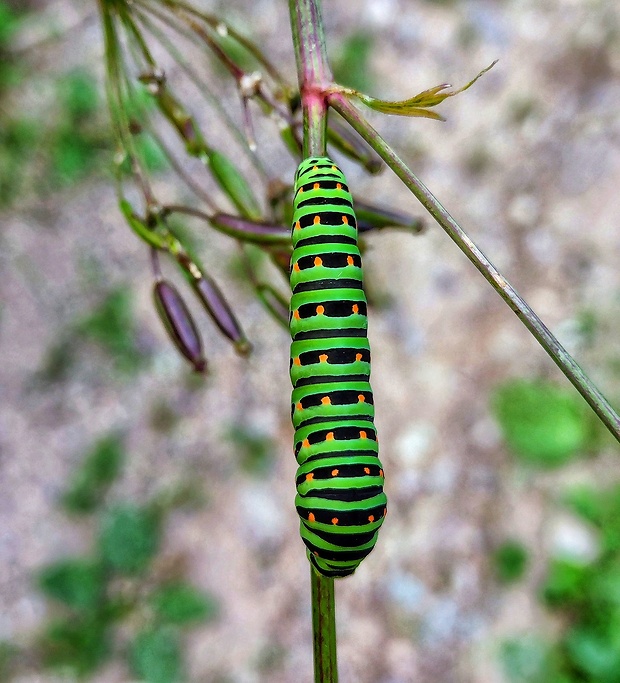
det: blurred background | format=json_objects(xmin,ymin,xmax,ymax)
[{"xmin": 1, "ymin": 0, "xmax": 620, "ymax": 681}]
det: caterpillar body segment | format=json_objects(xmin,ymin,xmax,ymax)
[{"xmin": 290, "ymin": 156, "xmax": 387, "ymax": 578}]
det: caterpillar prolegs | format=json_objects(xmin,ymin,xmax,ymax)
[{"xmin": 289, "ymin": 157, "xmax": 387, "ymax": 578}]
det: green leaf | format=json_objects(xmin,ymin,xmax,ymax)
[
  {"xmin": 99, "ymin": 504, "xmax": 160, "ymax": 575},
  {"xmin": 136, "ymin": 134, "xmax": 169, "ymax": 173},
  {"xmin": 332, "ymin": 31, "xmax": 375, "ymax": 92},
  {"xmin": 541, "ymin": 557, "xmax": 592, "ymax": 608},
  {"xmin": 37, "ymin": 559, "xmax": 105, "ymax": 610},
  {"xmin": 50, "ymin": 127, "xmax": 99, "ymax": 185},
  {"xmin": 58, "ymin": 69, "xmax": 99, "ymax": 121},
  {"xmin": 493, "ymin": 540, "xmax": 529, "ymax": 584},
  {"xmin": 77, "ymin": 287, "xmax": 146, "ymax": 373},
  {"xmin": 130, "ymin": 627, "xmax": 183, "ymax": 683},
  {"xmin": 351, "ymin": 61, "xmax": 497, "ymax": 120},
  {"xmin": 61, "ymin": 432, "xmax": 125, "ymax": 514},
  {"xmin": 39, "ymin": 616, "xmax": 110, "ymax": 675},
  {"xmin": 150, "ymin": 583, "xmax": 219, "ymax": 625},
  {"xmin": 225, "ymin": 424, "xmax": 275, "ymax": 477},
  {"xmin": 562, "ymin": 485, "xmax": 605, "ymax": 526},
  {"xmin": 500, "ymin": 637, "xmax": 557, "ymax": 683},
  {"xmin": 0, "ymin": 2, "xmax": 20, "ymax": 45},
  {"xmin": 491, "ymin": 379, "xmax": 589, "ymax": 466},
  {"xmin": 207, "ymin": 150, "xmax": 262, "ymax": 220},
  {"xmin": 565, "ymin": 627, "xmax": 620, "ymax": 681}
]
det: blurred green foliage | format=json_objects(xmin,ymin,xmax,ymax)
[
  {"xmin": 226, "ymin": 423, "xmax": 276, "ymax": 476},
  {"xmin": 61, "ymin": 433, "xmax": 125, "ymax": 514},
  {"xmin": 130, "ymin": 627, "xmax": 183, "ymax": 683},
  {"xmin": 492, "ymin": 379, "xmax": 591, "ymax": 467},
  {"xmin": 493, "ymin": 540, "xmax": 529, "ymax": 584},
  {"xmin": 331, "ymin": 30, "xmax": 376, "ymax": 93},
  {"xmin": 99, "ymin": 504, "xmax": 161, "ymax": 574},
  {"xmin": 36, "ymin": 285, "xmax": 148, "ymax": 385},
  {"xmin": 2, "ymin": 432, "xmax": 219, "ymax": 682},
  {"xmin": 502, "ymin": 482, "xmax": 620, "ymax": 683},
  {"xmin": 77, "ymin": 286, "xmax": 147, "ymax": 374}
]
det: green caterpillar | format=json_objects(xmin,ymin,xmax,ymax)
[{"xmin": 289, "ymin": 156, "xmax": 387, "ymax": 578}]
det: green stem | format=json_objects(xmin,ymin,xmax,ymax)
[
  {"xmin": 329, "ymin": 92, "xmax": 620, "ymax": 443},
  {"xmin": 311, "ymin": 568, "xmax": 338, "ymax": 683}
]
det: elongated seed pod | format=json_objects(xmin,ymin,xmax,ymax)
[
  {"xmin": 153, "ymin": 279, "xmax": 206, "ymax": 373},
  {"xmin": 289, "ymin": 157, "xmax": 387, "ymax": 578}
]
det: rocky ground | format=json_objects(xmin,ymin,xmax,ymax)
[{"xmin": 1, "ymin": 0, "xmax": 620, "ymax": 681}]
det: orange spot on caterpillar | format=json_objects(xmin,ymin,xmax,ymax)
[
  {"xmin": 319, "ymin": 354, "xmax": 328, "ymax": 363},
  {"xmin": 321, "ymin": 396, "xmax": 331, "ymax": 405},
  {"xmin": 316, "ymin": 305, "xmax": 325, "ymax": 315},
  {"xmin": 368, "ymin": 515, "xmax": 375, "ymax": 523},
  {"xmin": 295, "ymin": 220, "xmax": 301, "ymax": 231},
  {"xmin": 298, "ymin": 187, "xmax": 304, "ymax": 193},
  {"xmin": 331, "ymin": 517, "xmax": 339, "ymax": 525},
  {"xmin": 364, "ymin": 467, "xmax": 370, "ymax": 474},
  {"xmin": 358, "ymin": 394, "xmax": 365, "ymax": 403},
  {"xmin": 326, "ymin": 432, "xmax": 335, "ymax": 441},
  {"xmin": 293, "ymin": 357, "xmax": 301, "ymax": 366},
  {"xmin": 331, "ymin": 469, "xmax": 339, "ymax": 477},
  {"xmin": 352, "ymin": 304, "xmax": 359, "ymax": 314},
  {"xmin": 342, "ymin": 216, "xmax": 349, "ymax": 225},
  {"xmin": 313, "ymin": 165, "xmax": 319, "ymax": 172},
  {"xmin": 308, "ymin": 512, "xmax": 315, "ymax": 522},
  {"xmin": 379, "ymin": 469, "xmax": 384, "ymax": 477},
  {"xmin": 293, "ymin": 309, "xmax": 301, "ymax": 320},
  {"xmin": 314, "ymin": 256, "xmax": 323, "ymax": 267},
  {"xmin": 355, "ymin": 353, "xmax": 362, "ymax": 362},
  {"xmin": 313, "ymin": 182, "xmax": 320, "ymax": 190},
  {"xmin": 296, "ymin": 402, "xmax": 303, "ymax": 411},
  {"xmin": 302, "ymin": 438, "xmax": 310, "ymax": 448},
  {"xmin": 331, "ymin": 165, "xmax": 337, "ymax": 170},
  {"xmin": 347, "ymin": 255, "xmax": 354, "ymax": 266},
  {"xmin": 305, "ymin": 473, "xmax": 314, "ymax": 481},
  {"xmin": 336, "ymin": 183, "xmax": 342, "ymax": 190},
  {"xmin": 360, "ymin": 430, "xmax": 367, "ymax": 439},
  {"xmin": 293, "ymin": 262, "xmax": 300, "ymax": 272},
  {"xmin": 313, "ymin": 215, "xmax": 321, "ymax": 224}
]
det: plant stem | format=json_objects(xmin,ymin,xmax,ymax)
[
  {"xmin": 311, "ymin": 567, "xmax": 339, "ymax": 683},
  {"xmin": 289, "ymin": 0, "xmax": 331, "ymax": 157},
  {"xmin": 290, "ymin": 1, "xmax": 339, "ymax": 681},
  {"xmin": 329, "ymin": 92, "xmax": 620, "ymax": 443}
]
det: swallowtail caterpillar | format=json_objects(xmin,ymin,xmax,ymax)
[{"xmin": 289, "ymin": 157, "xmax": 387, "ymax": 578}]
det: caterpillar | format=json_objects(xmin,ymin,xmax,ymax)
[{"xmin": 289, "ymin": 156, "xmax": 387, "ymax": 578}]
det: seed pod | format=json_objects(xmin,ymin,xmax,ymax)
[
  {"xmin": 327, "ymin": 116, "xmax": 383, "ymax": 174},
  {"xmin": 355, "ymin": 200, "xmax": 425, "ymax": 234},
  {"xmin": 255, "ymin": 283, "xmax": 289, "ymax": 329},
  {"xmin": 210, "ymin": 213, "xmax": 289, "ymax": 244},
  {"xmin": 207, "ymin": 150, "xmax": 262, "ymax": 221},
  {"xmin": 153, "ymin": 279, "xmax": 206, "ymax": 373},
  {"xmin": 176, "ymin": 254, "xmax": 252, "ymax": 356}
]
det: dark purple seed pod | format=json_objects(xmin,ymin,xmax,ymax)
[
  {"xmin": 153, "ymin": 279, "xmax": 207, "ymax": 373},
  {"xmin": 176, "ymin": 254, "xmax": 252, "ymax": 356},
  {"xmin": 192, "ymin": 275, "xmax": 252, "ymax": 356}
]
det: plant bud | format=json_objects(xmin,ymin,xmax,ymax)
[{"xmin": 153, "ymin": 280, "xmax": 206, "ymax": 373}]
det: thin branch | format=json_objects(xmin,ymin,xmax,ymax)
[{"xmin": 329, "ymin": 92, "xmax": 620, "ymax": 443}]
